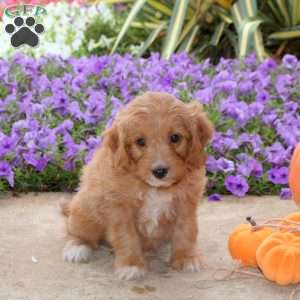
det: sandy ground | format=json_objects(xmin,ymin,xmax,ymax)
[{"xmin": 0, "ymin": 193, "xmax": 300, "ymax": 300}]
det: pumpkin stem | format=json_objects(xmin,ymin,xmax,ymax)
[{"xmin": 246, "ymin": 216, "xmax": 257, "ymax": 227}]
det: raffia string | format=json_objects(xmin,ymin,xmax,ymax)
[
  {"xmin": 204, "ymin": 265, "xmax": 299, "ymax": 300},
  {"xmin": 246, "ymin": 216, "xmax": 300, "ymax": 233}
]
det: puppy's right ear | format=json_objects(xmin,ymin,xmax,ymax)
[{"xmin": 103, "ymin": 123, "xmax": 130, "ymax": 171}]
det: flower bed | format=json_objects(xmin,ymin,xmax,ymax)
[{"xmin": 0, "ymin": 53, "xmax": 299, "ymax": 198}]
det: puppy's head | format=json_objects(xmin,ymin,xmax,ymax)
[{"xmin": 103, "ymin": 92, "xmax": 214, "ymax": 187}]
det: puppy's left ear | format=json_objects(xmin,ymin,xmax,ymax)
[
  {"xmin": 186, "ymin": 101, "xmax": 214, "ymax": 168},
  {"xmin": 103, "ymin": 123, "xmax": 131, "ymax": 172}
]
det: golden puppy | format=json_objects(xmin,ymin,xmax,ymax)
[{"xmin": 61, "ymin": 91, "xmax": 214, "ymax": 280}]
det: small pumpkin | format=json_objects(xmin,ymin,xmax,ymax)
[
  {"xmin": 228, "ymin": 217, "xmax": 273, "ymax": 267},
  {"xmin": 289, "ymin": 143, "xmax": 300, "ymax": 205},
  {"xmin": 256, "ymin": 231, "xmax": 300, "ymax": 286}
]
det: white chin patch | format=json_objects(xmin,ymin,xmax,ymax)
[
  {"xmin": 63, "ymin": 241, "xmax": 92, "ymax": 263},
  {"xmin": 147, "ymin": 176, "xmax": 171, "ymax": 187},
  {"xmin": 115, "ymin": 266, "xmax": 146, "ymax": 280}
]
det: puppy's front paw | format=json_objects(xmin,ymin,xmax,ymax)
[
  {"xmin": 171, "ymin": 253, "xmax": 202, "ymax": 272},
  {"xmin": 115, "ymin": 266, "xmax": 146, "ymax": 280},
  {"xmin": 63, "ymin": 240, "xmax": 92, "ymax": 263}
]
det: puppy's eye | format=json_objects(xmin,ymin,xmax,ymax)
[
  {"xmin": 170, "ymin": 134, "xmax": 181, "ymax": 144},
  {"xmin": 136, "ymin": 138, "xmax": 146, "ymax": 147}
]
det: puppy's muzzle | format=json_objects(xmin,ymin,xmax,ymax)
[{"xmin": 152, "ymin": 167, "xmax": 169, "ymax": 179}]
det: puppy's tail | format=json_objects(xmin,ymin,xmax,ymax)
[{"xmin": 58, "ymin": 198, "xmax": 71, "ymax": 217}]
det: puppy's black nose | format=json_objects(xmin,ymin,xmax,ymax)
[{"xmin": 152, "ymin": 167, "xmax": 168, "ymax": 179}]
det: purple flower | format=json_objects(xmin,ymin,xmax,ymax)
[
  {"xmin": 208, "ymin": 193, "xmax": 222, "ymax": 201},
  {"xmin": 282, "ymin": 54, "xmax": 298, "ymax": 69},
  {"xmin": 71, "ymin": 74, "xmax": 87, "ymax": 92},
  {"xmin": 55, "ymin": 120, "xmax": 74, "ymax": 135},
  {"xmin": 0, "ymin": 52, "xmax": 300, "ymax": 198},
  {"xmin": 280, "ymin": 188, "xmax": 291, "ymax": 200},
  {"xmin": 215, "ymin": 80, "xmax": 237, "ymax": 93},
  {"xmin": 0, "ymin": 161, "xmax": 14, "ymax": 186},
  {"xmin": 237, "ymin": 157, "xmax": 263, "ymax": 178},
  {"xmin": 0, "ymin": 135, "xmax": 16, "ymax": 158},
  {"xmin": 194, "ymin": 87, "xmax": 213, "ymax": 104},
  {"xmin": 216, "ymin": 158, "xmax": 235, "ymax": 173},
  {"xmin": 239, "ymin": 80, "xmax": 253, "ymax": 94},
  {"xmin": 221, "ymin": 97, "xmax": 249, "ymax": 125},
  {"xmin": 276, "ymin": 74, "xmax": 293, "ymax": 99},
  {"xmin": 265, "ymin": 142, "xmax": 289, "ymax": 165},
  {"xmin": 256, "ymin": 90, "xmax": 270, "ymax": 103},
  {"xmin": 262, "ymin": 111, "xmax": 277, "ymax": 124},
  {"xmin": 52, "ymin": 91, "xmax": 70, "ymax": 116},
  {"xmin": 84, "ymin": 91, "xmax": 106, "ymax": 124},
  {"xmin": 63, "ymin": 160, "xmax": 76, "ymax": 171},
  {"xmin": 225, "ymin": 175, "xmax": 249, "ymax": 197},
  {"xmin": 23, "ymin": 152, "xmax": 51, "ymax": 172},
  {"xmin": 268, "ymin": 167, "xmax": 289, "ymax": 184},
  {"xmin": 211, "ymin": 132, "xmax": 239, "ymax": 154},
  {"xmin": 206, "ymin": 155, "xmax": 218, "ymax": 173}
]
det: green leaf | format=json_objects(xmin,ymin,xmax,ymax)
[
  {"xmin": 131, "ymin": 21, "xmax": 159, "ymax": 29},
  {"xmin": 210, "ymin": 21, "xmax": 226, "ymax": 46},
  {"xmin": 232, "ymin": 1, "xmax": 243, "ymax": 28},
  {"xmin": 244, "ymin": 0, "xmax": 258, "ymax": 17},
  {"xmin": 110, "ymin": 0, "xmax": 147, "ymax": 54},
  {"xmin": 290, "ymin": 0, "xmax": 300, "ymax": 25},
  {"xmin": 269, "ymin": 28, "xmax": 300, "ymax": 39},
  {"xmin": 147, "ymin": 0, "xmax": 172, "ymax": 16},
  {"xmin": 212, "ymin": 5, "xmax": 233, "ymax": 24},
  {"xmin": 175, "ymin": 15, "xmax": 197, "ymax": 49},
  {"xmin": 225, "ymin": 28, "xmax": 239, "ymax": 54},
  {"xmin": 266, "ymin": 0, "xmax": 285, "ymax": 25},
  {"xmin": 161, "ymin": 0, "xmax": 190, "ymax": 59},
  {"xmin": 238, "ymin": 19, "xmax": 264, "ymax": 58},
  {"xmin": 232, "ymin": 0, "xmax": 257, "ymax": 25},
  {"xmin": 138, "ymin": 22, "xmax": 166, "ymax": 56},
  {"xmin": 231, "ymin": 0, "xmax": 266, "ymax": 61},
  {"xmin": 178, "ymin": 24, "xmax": 199, "ymax": 53},
  {"xmin": 277, "ymin": 0, "xmax": 291, "ymax": 26}
]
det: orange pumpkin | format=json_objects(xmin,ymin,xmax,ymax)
[
  {"xmin": 289, "ymin": 143, "xmax": 300, "ymax": 205},
  {"xmin": 256, "ymin": 231, "xmax": 300, "ymax": 285},
  {"xmin": 228, "ymin": 217, "xmax": 273, "ymax": 267}
]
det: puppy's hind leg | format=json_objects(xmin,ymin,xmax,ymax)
[{"xmin": 63, "ymin": 211, "xmax": 104, "ymax": 264}]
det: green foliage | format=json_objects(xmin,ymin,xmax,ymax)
[
  {"xmin": 260, "ymin": 0, "xmax": 300, "ymax": 58},
  {"xmin": 12, "ymin": 165, "xmax": 80, "ymax": 193},
  {"xmin": 99, "ymin": 0, "xmax": 300, "ymax": 62},
  {"xmin": 100, "ymin": 0, "xmax": 219, "ymax": 59},
  {"xmin": 79, "ymin": 8, "xmax": 150, "ymax": 57}
]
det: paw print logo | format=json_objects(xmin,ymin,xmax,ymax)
[{"xmin": 5, "ymin": 16, "xmax": 44, "ymax": 47}]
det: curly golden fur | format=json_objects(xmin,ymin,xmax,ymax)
[{"xmin": 61, "ymin": 91, "xmax": 214, "ymax": 280}]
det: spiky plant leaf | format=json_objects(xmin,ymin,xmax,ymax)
[
  {"xmin": 161, "ymin": 0, "xmax": 190, "ymax": 59},
  {"xmin": 110, "ymin": 0, "xmax": 147, "ymax": 54}
]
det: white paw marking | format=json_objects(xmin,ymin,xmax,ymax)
[
  {"xmin": 183, "ymin": 257, "xmax": 202, "ymax": 272},
  {"xmin": 115, "ymin": 266, "xmax": 146, "ymax": 280},
  {"xmin": 63, "ymin": 241, "xmax": 92, "ymax": 263}
]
